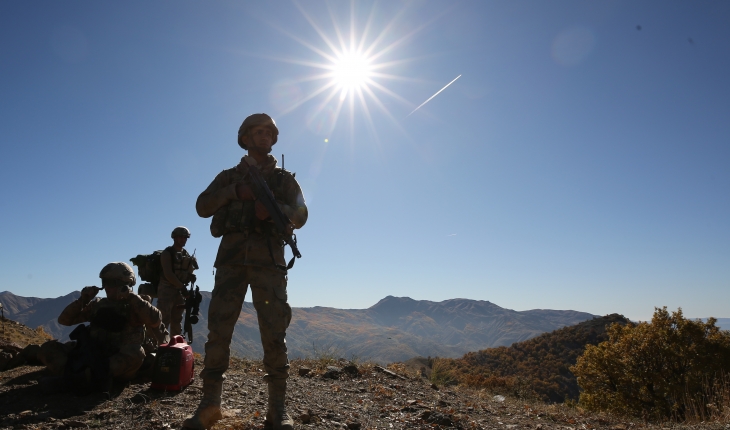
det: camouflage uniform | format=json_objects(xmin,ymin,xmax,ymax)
[
  {"xmin": 157, "ymin": 246, "xmax": 196, "ymax": 336},
  {"xmin": 58, "ymin": 292, "xmax": 163, "ymax": 379},
  {"xmin": 189, "ymin": 150, "xmax": 307, "ymax": 429}
]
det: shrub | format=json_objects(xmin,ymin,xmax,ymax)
[
  {"xmin": 429, "ymin": 357, "xmax": 458, "ymax": 387},
  {"xmin": 34, "ymin": 326, "xmax": 52, "ymax": 341},
  {"xmin": 572, "ymin": 307, "xmax": 730, "ymax": 421}
]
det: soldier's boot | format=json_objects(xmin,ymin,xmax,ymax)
[
  {"xmin": 182, "ymin": 379, "xmax": 223, "ymax": 430},
  {"xmin": 264, "ymin": 378, "xmax": 294, "ymax": 430}
]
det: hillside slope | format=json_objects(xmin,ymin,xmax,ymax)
[{"xmin": 436, "ymin": 313, "xmax": 631, "ymax": 402}]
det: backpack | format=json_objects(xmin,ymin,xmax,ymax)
[{"xmin": 130, "ymin": 248, "xmax": 170, "ymax": 298}]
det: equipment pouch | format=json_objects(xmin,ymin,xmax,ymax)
[
  {"xmin": 138, "ymin": 283, "xmax": 158, "ymax": 299},
  {"xmin": 210, "ymin": 200, "xmax": 254, "ymax": 238}
]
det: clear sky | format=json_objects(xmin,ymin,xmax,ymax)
[{"xmin": 1, "ymin": 1, "xmax": 728, "ymax": 322}]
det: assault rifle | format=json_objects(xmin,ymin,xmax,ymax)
[
  {"xmin": 183, "ymin": 281, "xmax": 202, "ymax": 344},
  {"xmin": 238, "ymin": 158, "xmax": 302, "ymax": 270}
]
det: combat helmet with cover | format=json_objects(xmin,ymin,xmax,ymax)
[
  {"xmin": 171, "ymin": 226, "xmax": 191, "ymax": 238},
  {"xmin": 237, "ymin": 113, "xmax": 279, "ymax": 149},
  {"xmin": 99, "ymin": 262, "xmax": 136, "ymax": 287},
  {"xmin": 99, "ymin": 262, "xmax": 136, "ymax": 300}
]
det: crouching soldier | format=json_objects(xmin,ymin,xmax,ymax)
[{"xmin": 40, "ymin": 262, "xmax": 169, "ymax": 394}]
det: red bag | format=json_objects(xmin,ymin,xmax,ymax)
[{"xmin": 151, "ymin": 335, "xmax": 194, "ymax": 391}]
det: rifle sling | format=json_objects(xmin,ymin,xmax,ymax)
[{"xmin": 266, "ymin": 235, "xmax": 296, "ymax": 272}]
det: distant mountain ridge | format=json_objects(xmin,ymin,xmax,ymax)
[{"xmin": 1, "ymin": 291, "xmax": 597, "ymax": 363}]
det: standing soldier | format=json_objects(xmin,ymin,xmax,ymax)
[
  {"xmin": 184, "ymin": 113, "xmax": 308, "ymax": 430},
  {"xmin": 157, "ymin": 226, "xmax": 198, "ymax": 337}
]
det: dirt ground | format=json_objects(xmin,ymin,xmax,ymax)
[{"xmin": 1, "ymin": 355, "xmax": 727, "ymax": 430}]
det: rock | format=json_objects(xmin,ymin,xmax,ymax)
[
  {"xmin": 21, "ymin": 344, "xmax": 41, "ymax": 362},
  {"xmin": 0, "ymin": 340, "xmax": 23, "ymax": 354},
  {"xmin": 493, "ymin": 395, "xmax": 505, "ymax": 402},
  {"xmin": 425, "ymin": 411, "xmax": 454, "ymax": 426},
  {"xmin": 346, "ymin": 422, "xmax": 362, "ymax": 429},
  {"xmin": 0, "ymin": 351, "xmax": 15, "ymax": 371},
  {"xmin": 131, "ymin": 393, "xmax": 151, "ymax": 404},
  {"xmin": 342, "ymin": 363, "xmax": 359, "ymax": 376},
  {"xmin": 373, "ymin": 365, "xmax": 406, "ymax": 380},
  {"xmin": 322, "ymin": 366, "xmax": 342, "ymax": 379},
  {"xmin": 298, "ymin": 367, "xmax": 311, "ymax": 377}
]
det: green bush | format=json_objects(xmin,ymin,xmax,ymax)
[{"xmin": 572, "ymin": 307, "xmax": 730, "ymax": 421}]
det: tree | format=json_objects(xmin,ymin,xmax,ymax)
[{"xmin": 571, "ymin": 307, "xmax": 730, "ymax": 421}]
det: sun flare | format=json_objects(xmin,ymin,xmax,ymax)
[
  {"xmin": 331, "ymin": 51, "xmax": 372, "ymax": 93},
  {"xmin": 269, "ymin": 2, "xmax": 430, "ymax": 141}
]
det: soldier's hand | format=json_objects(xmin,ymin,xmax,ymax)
[
  {"xmin": 81, "ymin": 286, "xmax": 99, "ymax": 302},
  {"xmin": 254, "ymin": 201, "xmax": 270, "ymax": 220},
  {"xmin": 235, "ymin": 183, "xmax": 256, "ymax": 201}
]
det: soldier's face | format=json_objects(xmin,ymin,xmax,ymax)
[
  {"xmin": 246, "ymin": 125, "xmax": 274, "ymax": 153},
  {"xmin": 104, "ymin": 284, "xmax": 129, "ymax": 301},
  {"xmin": 101, "ymin": 277, "xmax": 131, "ymax": 301},
  {"xmin": 173, "ymin": 236, "xmax": 188, "ymax": 248}
]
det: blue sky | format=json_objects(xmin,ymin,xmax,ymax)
[{"xmin": 1, "ymin": 1, "xmax": 728, "ymax": 321}]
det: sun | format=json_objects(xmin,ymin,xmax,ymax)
[
  {"xmin": 267, "ymin": 2, "xmax": 431, "ymax": 140},
  {"xmin": 331, "ymin": 50, "xmax": 372, "ymax": 96}
]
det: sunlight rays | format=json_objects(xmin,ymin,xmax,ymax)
[{"xmin": 268, "ymin": 1, "xmax": 430, "ymax": 145}]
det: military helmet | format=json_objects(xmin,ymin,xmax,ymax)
[
  {"xmin": 237, "ymin": 113, "xmax": 279, "ymax": 149},
  {"xmin": 99, "ymin": 262, "xmax": 136, "ymax": 287},
  {"xmin": 171, "ymin": 226, "xmax": 191, "ymax": 238}
]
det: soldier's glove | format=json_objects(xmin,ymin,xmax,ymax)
[
  {"xmin": 235, "ymin": 183, "xmax": 270, "ymax": 219},
  {"xmin": 254, "ymin": 201, "xmax": 270, "ymax": 220},
  {"xmin": 80, "ymin": 286, "xmax": 100, "ymax": 303},
  {"xmin": 235, "ymin": 183, "xmax": 256, "ymax": 201}
]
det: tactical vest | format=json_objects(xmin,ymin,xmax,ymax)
[
  {"xmin": 164, "ymin": 246, "xmax": 197, "ymax": 285},
  {"xmin": 88, "ymin": 298, "xmax": 143, "ymax": 351},
  {"xmin": 210, "ymin": 166, "xmax": 291, "ymax": 238}
]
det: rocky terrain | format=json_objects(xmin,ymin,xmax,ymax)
[
  {"xmin": 1, "ymin": 354, "xmax": 727, "ymax": 430},
  {"xmin": 1, "ymin": 315, "xmax": 726, "ymax": 430}
]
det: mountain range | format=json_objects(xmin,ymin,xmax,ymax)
[{"xmin": 2, "ymin": 290, "xmax": 599, "ymax": 363}]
